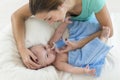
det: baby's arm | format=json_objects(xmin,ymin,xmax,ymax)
[
  {"xmin": 54, "ymin": 61, "xmax": 95, "ymax": 75},
  {"xmin": 49, "ymin": 23, "xmax": 68, "ymax": 46},
  {"xmin": 49, "ymin": 17, "xmax": 71, "ymax": 46}
]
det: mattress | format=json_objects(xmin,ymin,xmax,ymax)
[{"xmin": 0, "ymin": 0, "xmax": 120, "ymax": 80}]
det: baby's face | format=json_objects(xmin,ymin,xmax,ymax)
[{"xmin": 30, "ymin": 45, "xmax": 56, "ymax": 68}]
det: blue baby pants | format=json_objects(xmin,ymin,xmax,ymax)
[{"xmin": 55, "ymin": 19, "xmax": 111, "ymax": 77}]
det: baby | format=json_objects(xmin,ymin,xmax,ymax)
[
  {"xmin": 29, "ymin": 44, "xmax": 96, "ymax": 76},
  {"xmin": 30, "ymin": 19, "xmax": 110, "ymax": 76}
]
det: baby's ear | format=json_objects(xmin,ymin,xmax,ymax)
[{"xmin": 58, "ymin": 4, "xmax": 66, "ymax": 11}]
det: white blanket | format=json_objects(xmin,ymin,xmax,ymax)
[
  {"xmin": 0, "ymin": 18, "xmax": 59, "ymax": 80},
  {"xmin": 0, "ymin": 0, "xmax": 120, "ymax": 79},
  {"xmin": 0, "ymin": 14, "xmax": 120, "ymax": 80}
]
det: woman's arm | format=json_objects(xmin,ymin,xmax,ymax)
[
  {"xmin": 95, "ymin": 5, "xmax": 113, "ymax": 37},
  {"xmin": 77, "ymin": 5, "xmax": 113, "ymax": 48},
  {"xmin": 60, "ymin": 5, "xmax": 113, "ymax": 52},
  {"xmin": 11, "ymin": 4, "xmax": 31, "ymax": 51},
  {"xmin": 11, "ymin": 4, "xmax": 41, "ymax": 69}
]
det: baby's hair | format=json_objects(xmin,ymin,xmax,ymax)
[
  {"xmin": 29, "ymin": 0, "xmax": 64, "ymax": 15},
  {"xmin": 28, "ymin": 44, "xmax": 44, "ymax": 49},
  {"xmin": 28, "ymin": 44, "xmax": 43, "ymax": 52}
]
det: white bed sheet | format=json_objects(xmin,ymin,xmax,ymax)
[{"xmin": 0, "ymin": 0, "xmax": 120, "ymax": 80}]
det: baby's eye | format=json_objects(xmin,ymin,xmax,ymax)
[
  {"xmin": 44, "ymin": 46, "xmax": 46, "ymax": 49},
  {"xmin": 47, "ymin": 54, "xmax": 49, "ymax": 58}
]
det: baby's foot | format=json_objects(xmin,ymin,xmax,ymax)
[{"xmin": 100, "ymin": 27, "xmax": 110, "ymax": 42}]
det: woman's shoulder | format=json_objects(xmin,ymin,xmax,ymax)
[{"xmin": 88, "ymin": 0, "xmax": 106, "ymax": 13}]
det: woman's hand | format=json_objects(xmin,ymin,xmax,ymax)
[
  {"xmin": 20, "ymin": 48, "xmax": 41, "ymax": 69},
  {"xmin": 60, "ymin": 40, "xmax": 80, "ymax": 53},
  {"xmin": 49, "ymin": 38, "xmax": 57, "ymax": 47}
]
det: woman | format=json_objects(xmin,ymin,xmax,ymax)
[{"xmin": 11, "ymin": 0, "xmax": 113, "ymax": 70}]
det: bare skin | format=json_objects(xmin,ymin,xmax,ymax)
[
  {"xmin": 49, "ymin": 19, "xmax": 110, "ymax": 53},
  {"xmin": 11, "ymin": 0, "xmax": 113, "ymax": 69},
  {"xmin": 29, "ymin": 45, "xmax": 96, "ymax": 76},
  {"xmin": 29, "ymin": 27, "xmax": 110, "ymax": 76},
  {"xmin": 29, "ymin": 45, "xmax": 56, "ymax": 68},
  {"xmin": 53, "ymin": 27, "xmax": 109, "ymax": 74},
  {"xmin": 100, "ymin": 27, "xmax": 110, "ymax": 42}
]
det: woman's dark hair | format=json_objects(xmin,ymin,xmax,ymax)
[{"xmin": 29, "ymin": 0, "xmax": 64, "ymax": 15}]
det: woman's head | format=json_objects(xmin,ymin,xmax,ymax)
[
  {"xmin": 29, "ymin": 0, "xmax": 68, "ymax": 24},
  {"xmin": 29, "ymin": 0, "xmax": 64, "ymax": 15}
]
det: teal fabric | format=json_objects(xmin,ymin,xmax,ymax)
[{"xmin": 71, "ymin": 0, "xmax": 106, "ymax": 21}]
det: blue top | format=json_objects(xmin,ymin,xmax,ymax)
[{"xmin": 71, "ymin": 0, "xmax": 106, "ymax": 21}]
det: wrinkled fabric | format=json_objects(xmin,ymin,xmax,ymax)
[
  {"xmin": 55, "ymin": 19, "xmax": 111, "ymax": 77},
  {"xmin": 68, "ymin": 38, "xmax": 111, "ymax": 77}
]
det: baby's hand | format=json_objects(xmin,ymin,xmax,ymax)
[
  {"xmin": 60, "ymin": 40, "xmax": 79, "ymax": 53},
  {"xmin": 51, "ymin": 42, "xmax": 61, "ymax": 53},
  {"xmin": 64, "ymin": 17, "xmax": 72, "ymax": 24},
  {"xmin": 84, "ymin": 65, "xmax": 96, "ymax": 76}
]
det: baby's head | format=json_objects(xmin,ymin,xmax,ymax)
[{"xmin": 29, "ymin": 45, "xmax": 56, "ymax": 69}]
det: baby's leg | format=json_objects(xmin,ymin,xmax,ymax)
[{"xmin": 99, "ymin": 27, "xmax": 110, "ymax": 43}]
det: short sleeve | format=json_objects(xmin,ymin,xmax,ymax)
[{"xmin": 91, "ymin": 0, "xmax": 106, "ymax": 13}]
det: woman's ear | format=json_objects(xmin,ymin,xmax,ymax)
[
  {"xmin": 57, "ymin": 5, "xmax": 62, "ymax": 10},
  {"xmin": 58, "ymin": 3, "xmax": 68, "ymax": 13},
  {"xmin": 57, "ymin": 2, "xmax": 65, "ymax": 9}
]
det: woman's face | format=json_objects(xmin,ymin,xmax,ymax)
[
  {"xmin": 35, "ymin": 6, "xmax": 67, "ymax": 24},
  {"xmin": 30, "ymin": 45, "xmax": 56, "ymax": 68}
]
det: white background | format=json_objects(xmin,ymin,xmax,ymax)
[{"xmin": 107, "ymin": 0, "xmax": 120, "ymax": 12}]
